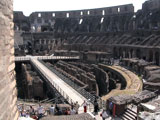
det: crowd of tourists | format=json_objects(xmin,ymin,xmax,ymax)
[
  {"xmin": 18, "ymin": 99, "xmax": 111, "ymax": 120},
  {"xmin": 17, "ymin": 101, "xmax": 81, "ymax": 120}
]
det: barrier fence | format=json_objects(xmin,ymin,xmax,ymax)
[{"xmin": 15, "ymin": 56, "xmax": 80, "ymax": 62}]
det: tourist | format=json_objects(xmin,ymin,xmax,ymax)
[
  {"xmin": 29, "ymin": 106, "xmax": 35, "ymax": 116},
  {"xmin": 17, "ymin": 104, "xmax": 22, "ymax": 112},
  {"xmin": 67, "ymin": 108, "xmax": 71, "ymax": 115},
  {"xmin": 21, "ymin": 109, "xmax": 26, "ymax": 117},
  {"xmin": 55, "ymin": 104, "xmax": 59, "ymax": 115},
  {"xmin": 109, "ymin": 101, "xmax": 113, "ymax": 115},
  {"xmin": 81, "ymin": 100, "xmax": 88, "ymax": 113},
  {"xmin": 71, "ymin": 102, "xmax": 74, "ymax": 110},
  {"xmin": 70, "ymin": 106, "xmax": 76, "ymax": 115},
  {"xmin": 55, "ymin": 104, "xmax": 59, "ymax": 111},
  {"xmin": 37, "ymin": 104, "xmax": 45, "ymax": 120},
  {"xmin": 94, "ymin": 99, "xmax": 99, "ymax": 115},
  {"xmin": 57, "ymin": 109, "xmax": 63, "ymax": 115},
  {"xmin": 74, "ymin": 101, "xmax": 80, "ymax": 114},
  {"xmin": 101, "ymin": 109, "xmax": 109, "ymax": 120},
  {"xmin": 87, "ymin": 99, "xmax": 92, "ymax": 111},
  {"xmin": 55, "ymin": 104, "xmax": 62, "ymax": 115},
  {"xmin": 64, "ymin": 108, "xmax": 69, "ymax": 115},
  {"xmin": 49, "ymin": 105, "xmax": 55, "ymax": 115},
  {"xmin": 25, "ymin": 110, "xmax": 30, "ymax": 118}
]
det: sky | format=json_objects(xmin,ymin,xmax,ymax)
[{"xmin": 13, "ymin": 0, "xmax": 147, "ymax": 16}]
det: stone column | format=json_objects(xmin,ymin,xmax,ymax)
[
  {"xmin": 39, "ymin": 39, "xmax": 42, "ymax": 44},
  {"xmin": 48, "ymin": 40, "xmax": 51, "ymax": 44},
  {"xmin": 153, "ymin": 51, "xmax": 156, "ymax": 63},
  {"xmin": 132, "ymin": 50, "xmax": 136, "ymax": 58},
  {"xmin": 0, "ymin": 0, "xmax": 19, "ymax": 120},
  {"xmin": 129, "ymin": 51, "xmax": 131, "ymax": 58},
  {"xmin": 133, "ymin": 21, "xmax": 136, "ymax": 30},
  {"xmin": 44, "ymin": 39, "xmax": 46, "ymax": 45}
]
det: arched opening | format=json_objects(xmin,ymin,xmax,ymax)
[
  {"xmin": 155, "ymin": 52, "xmax": 160, "ymax": 65},
  {"xmin": 129, "ymin": 62, "xmax": 133, "ymax": 69},
  {"xmin": 119, "ymin": 48, "xmax": 123, "ymax": 58},
  {"xmin": 149, "ymin": 50, "xmax": 153, "ymax": 62},
  {"xmin": 125, "ymin": 50, "xmax": 129, "ymax": 58},
  {"xmin": 130, "ymin": 49, "xmax": 133, "ymax": 58},
  {"xmin": 136, "ymin": 49, "xmax": 141, "ymax": 59},
  {"xmin": 113, "ymin": 47, "xmax": 117, "ymax": 58}
]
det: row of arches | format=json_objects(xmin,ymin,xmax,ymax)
[{"xmin": 113, "ymin": 47, "xmax": 160, "ymax": 66}]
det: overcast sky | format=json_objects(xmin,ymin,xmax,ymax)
[{"xmin": 13, "ymin": 0, "xmax": 147, "ymax": 16}]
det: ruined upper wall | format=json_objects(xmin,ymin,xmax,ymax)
[
  {"xmin": 14, "ymin": 11, "xmax": 28, "ymax": 20},
  {"xmin": 142, "ymin": 0, "xmax": 160, "ymax": 11},
  {"xmin": 13, "ymin": 0, "xmax": 160, "ymax": 32},
  {"xmin": 14, "ymin": 4, "xmax": 134, "ymax": 32},
  {"xmin": 0, "ymin": 0, "xmax": 18, "ymax": 120},
  {"xmin": 29, "ymin": 4, "xmax": 134, "ymax": 19},
  {"xmin": 14, "ymin": 11, "xmax": 30, "ymax": 31}
]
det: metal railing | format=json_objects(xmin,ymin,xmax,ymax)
[
  {"xmin": 37, "ymin": 56, "xmax": 80, "ymax": 60},
  {"xmin": 15, "ymin": 57, "xmax": 31, "ymax": 61},
  {"xmin": 39, "ymin": 60, "xmax": 96, "ymax": 104},
  {"xmin": 15, "ymin": 56, "xmax": 80, "ymax": 62}
]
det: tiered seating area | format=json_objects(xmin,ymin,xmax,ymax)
[{"xmin": 66, "ymin": 33, "xmax": 160, "ymax": 47}]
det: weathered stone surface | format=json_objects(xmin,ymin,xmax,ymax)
[{"xmin": 0, "ymin": 0, "xmax": 18, "ymax": 119}]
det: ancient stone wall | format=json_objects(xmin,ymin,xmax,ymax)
[
  {"xmin": 14, "ymin": 4, "xmax": 134, "ymax": 32},
  {"xmin": 13, "ymin": 11, "xmax": 30, "ymax": 31},
  {"xmin": 0, "ymin": 0, "xmax": 18, "ymax": 119},
  {"xmin": 20, "ymin": 64, "xmax": 44, "ymax": 99},
  {"xmin": 29, "ymin": 4, "xmax": 134, "ymax": 19},
  {"xmin": 142, "ymin": 0, "xmax": 160, "ymax": 10},
  {"xmin": 92, "ymin": 65, "xmax": 109, "ymax": 96},
  {"xmin": 13, "ymin": 0, "xmax": 160, "ymax": 32},
  {"xmin": 53, "ymin": 61, "xmax": 98, "ymax": 93}
]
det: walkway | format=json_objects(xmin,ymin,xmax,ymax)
[
  {"xmin": 101, "ymin": 65, "xmax": 143, "ymax": 101},
  {"xmin": 15, "ymin": 56, "xmax": 80, "ymax": 62},
  {"xmin": 30, "ymin": 57, "xmax": 93, "ymax": 112}
]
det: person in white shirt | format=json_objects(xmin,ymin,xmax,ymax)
[
  {"xmin": 74, "ymin": 101, "xmax": 80, "ymax": 114},
  {"xmin": 37, "ymin": 104, "xmax": 45, "ymax": 119},
  {"xmin": 49, "ymin": 105, "xmax": 55, "ymax": 115},
  {"xmin": 70, "ymin": 107, "xmax": 76, "ymax": 115}
]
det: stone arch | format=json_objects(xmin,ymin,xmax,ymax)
[
  {"xmin": 113, "ymin": 47, "xmax": 118, "ymax": 58},
  {"xmin": 148, "ymin": 50, "xmax": 153, "ymax": 62},
  {"xmin": 155, "ymin": 51, "xmax": 160, "ymax": 65},
  {"xmin": 119, "ymin": 48, "xmax": 123, "ymax": 58}
]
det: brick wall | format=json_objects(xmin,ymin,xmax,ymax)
[{"xmin": 0, "ymin": 0, "xmax": 19, "ymax": 120}]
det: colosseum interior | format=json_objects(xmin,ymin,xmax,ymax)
[{"xmin": 1, "ymin": 0, "xmax": 160, "ymax": 120}]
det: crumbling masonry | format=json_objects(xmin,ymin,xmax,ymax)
[{"xmin": 0, "ymin": 0, "xmax": 18, "ymax": 120}]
